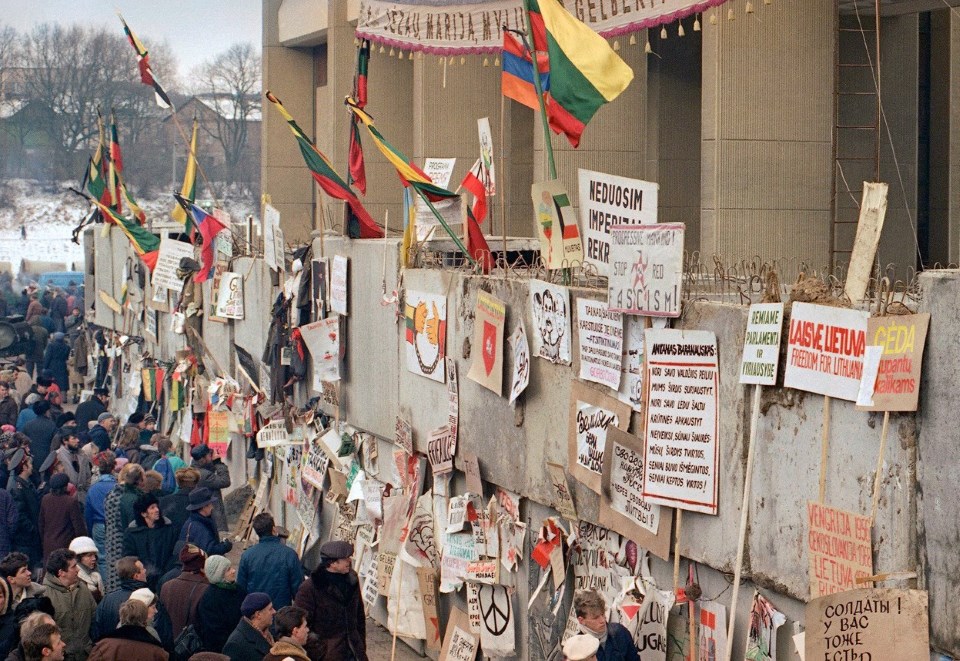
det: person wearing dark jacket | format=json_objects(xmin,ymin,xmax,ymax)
[
  {"xmin": 87, "ymin": 599, "xmax": 168, "ymax": 661},
  {"xmin": 87, "ymin": 413, "xmax": 116, "ymax": 454},
  {"xmin": 236, "ymin": 513, "xmax": 302, "ymax": 609},
  {"xmin": 7, "ymin": 451, "xmax": 41, "ymax": 569},
  {"xmin": 195, "ymin": 555, "xmax": 244, "ymax": 654},
  {"xmin": 92, "ymin": 557, "xmax": 149, "ymax": 641},
  {"xmin": 0, "ymin": 383, "xmax": 20, "ymax": 429},
  {"xmin": 221, "ymin": 592, "xmax": 274, "ymax": 661},
  {"xmin": 38, "ymin": 474, "xmax": 86, "ymax": 563},
  {"xmin": 572, "ymin": 589, "xmax": 639, "ymax": 661},
  {"xmin": 42, "ymin": 334, "xmax": 70, "ymax": 393},
  {"xmin": 74, "ymin": 389, "xmax": 109, "ymax": 432},
  {"xmin": 294, "ymin": 541, "xmax": 367, "ymax": 661},
  {"xmin": 122, "ymin": 493, "xmax": 177, "ymax": 590},
  {"xmin": 177, "ymin": 488, "xmax": 232, "ymax": 557},
  {"xmin": 0, "ymin": 486, "xmax": 17, "ymax": 558},
  {"xmin": 190, "ymin": 445, "xmax": 231, "ymax": 531},
  {"xmin": 22, "ymin": 400, "xmax": 55, "ymax": 469},
  {"xmin": 102, "ymin": 464, "xmax": 144, "ymax": 594},
  {"xmin": 159, "ymin": 467, "xmax": 200, "ymax": 535},
  {"xmin": 262, "ymin": 606, "xmax": 311, "ymax": 661},
  {"xmin": 158, "ymin": 545, "xmax": 209, "ymax": 640}
]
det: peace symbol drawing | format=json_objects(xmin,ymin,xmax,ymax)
[{"xmin": 478, "ymin": 585, "xmax": 511, "ymax": 636}]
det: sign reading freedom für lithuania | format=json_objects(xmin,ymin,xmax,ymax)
[{"xmin": 783, "ymin": 302, "xmax": 868, "ymax": 401}]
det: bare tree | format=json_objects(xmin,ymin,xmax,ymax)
[{"xmin": 191, "ymin": 42, "xmax": 261, "ymax": 192}]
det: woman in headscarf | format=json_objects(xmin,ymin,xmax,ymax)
[{"xmin": 195, "ymin": 555, "xmax": 245, "ymax": 653}]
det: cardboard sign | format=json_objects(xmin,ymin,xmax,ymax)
[
  {"xmin": 467, "ymin": 291, "xmax": 505, "ymax": 395},
  {"xmin": 568, "ymin": 382, "xmax": 631, "ymax": 493},
  {"xmin": 427, "ymin": 425, "xmax": 455, "ymax": 475},
  {"xmin": 617, "ymin": 315, "xmax": 646, "ymax": 411},
  {"xmin": 377, "ymin": 551, "xmax": 397, "ymax": 595},
  {"xmin": 578, "ymin": 169, "xmax": 658, "ymax": 277},
  {"xmin": 477, "ymin": 118, "xmax": 496, "ymax": 196},
  {"xmin": 439, "ymin": 608, "xmax": 479, "ymax": 661},
  {"xmin": 642, "ymin": 329, "xmax": 720, "ymax": 515},
  {"xmin": 459, "ymin": 451, "xmax": 483, "ymax": 496},
  {"xmin": 152, "ymin": 237, "xmax": 194, "ymax": 291},
  {"xmin": 476, "ymin": 584, "xmax": 516, "ymax": 656},
  {"xmin": 529, "ymin": 280, "xmax": 571, "ymax": 364},
  {"xmin": 546, "ymin": 462, "xmax": 578, "ymax": 521},
  {"xmin": 465, "ymin": 582, "xmax": 482, "ymax": 634},
  {"xmin": 607, "ymin": 223, "xmax": 684, "ymax": 317},
  {"xmin": 784, "ymin": 302, "xmax": 869, "ymax": 402},
  {"xmin": 300, "ymin": 317, "xmax": 341, "ymax": 385},
  {"xmin": 805, "ymin": 589, "xmax": 928, "ymax": 661},
  {"xmin": 807, "ymin": 501, "xmax": 873, "ymax": 598},
  {"xmin": 330, "ymin": 255, "xmax": 348, "ymax": 316},
  {"xmin": 508, "ymin": 324, "xmax": 530, "ymax": 404},
  {"xmin": 214, "ymin": 271, "xmax": 244, "ymax": 319},
  {"xmin": 600, "ymin": 427, "xmax": 673, "ymax": 561},
  {"xmin": 405, "ymin": 290, "xmax": 447, "ymax": 383},
  {"xmin": 844, "ymin": 182, "xmax": 889, "ymax": 303},
  {"xmin": 532, "ymin": 180, "xmax": 584, "ymax": 269},
  {"xmin": 256, "ymin": 419, "xmax": 291, "ymax": 448},
  {"xmin": 739, "ymin": 303, "xmax": 785, "ymax": 385},
  {"xmin": 858, "ymin": 313, "xmax": 929, "ymax": 411},
  {"xmin": 576, "ymin": 298, "xmax": 623, "ymax": 390},
  {"xmin": 302, "ymin": 442, "xmax": 329, "ymax": 489},
  {"xmin": 416, "ymin": 567, "xmax": 442, "ymax": 651}
]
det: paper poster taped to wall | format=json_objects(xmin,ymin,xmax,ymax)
[
  {"xmin": 698, "ymin": 601, "xmax": 727, "ymax": 661},
  {"xmin": 739, "ymin": 303, "xmax": 785, "ymax": 385},
  {"xmin": 567, "ymin": 381, "xmax": 631, "ymax": 494},
  {"xmin": 214, "ymin": 271, "xmax": 244, "ymax": 319},
  {"xmin": 440, "ymin": 607, "xmax": 480, "ymax": 661},
  {"xmin": 477, "ymin": 584, "xmax": 516, "ymax": 657},
  {"xmin": 329, "ymin": 255, "xmax": 348, "ymax": 316},
  {"xmin": 152, "ymin": 237, "xmax": 195, "ymax": 292},
  {"xmin": 576, "ymin": 298, "xmax": 623, "ymax": 390},
  {"xmin": 784, "ymin": 302, "xmax": 869, "ymax": 401},
  {"xmin": 467, "ymin": 291, "xmax": 505, "ymax": 395},
  {"xmin": 311, "ymin": 258, "xmax": 328, "ymax": 320},
  {"xmin": 857, "ymin": 313, "xmax": 929, "ymax": 411},
  {"xmin": 508, "ymin": 324, "xmax": 530, "ymax": 404},
  {"xmin": 608, "ymin": 223, "xmax": 684, "ymax": 317},
  {"xmin": 478, "ymin": 118, "xmax": 496, "ymax": 196},
  {"xmin": 745, "ymin": 592, "xmax": 786, "ymax": 661},
  {"xmin": 617, "ymin": 315, "xmax": 646, "ymax": 411},
  {"xmin": 415, "ymin": 158, "xmax": 460, "ymax": 240},
  {"xmin": 405, "ymin": 290, "xmax": 447, "ymax": 383},
  {"xmin": 532, "ymin": 180, "xmax": 583, "ymax": 269},
  {"xmin": 529, "ymin": 280, "xmax": 571, "ymax": 364},
  {"xmin": 807, "ymin": 501, "xmax": 873, "ymax": 598},
  {"xmin": 263, "ymin": 203, "xmax": 283, "ymax": 272},
  {"xmin": 642, "ymin": 328, "xmax": 719, "ymax": 515},
  {"xmin": 578, "ymin": 169, "xmax": 658, "ymax": 277},
  {"xmin": 299, "ymin": 317, "xmax": 341, "ymax": 385},
  {"xmin": 611, "ymin": 576, "xmax": 675, "ymax": 660}
]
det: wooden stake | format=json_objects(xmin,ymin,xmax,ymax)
[
  {"xmin": 819, "ymin": 396, "xmax": 831, "ymax": 503},
  {"xmin": 723, "ymin": 384, "xmax": 762, "ymax": 661},
  {"xmin": 673, "ymin": 509, "xmax": 683, "ymax": 591},
  {"xmin": 870, "ymin": 410, "xmax": 891, "ymax": 522},
  {"xmin": 688, "ymin": 564, "xmax": 698, "ymax": 661}
]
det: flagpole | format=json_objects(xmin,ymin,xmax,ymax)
[
  {"xmin": 413, "ymin": 188, "xmax": 478, "ymax": 269},
  {"xmin": 521, "ymin": 7, "xmax": 557, "ymax": 181}
]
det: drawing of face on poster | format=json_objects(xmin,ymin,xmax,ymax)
[
  {"xmin": 745, "ymin": 592, "xmax": 786, "ymax": 661},
  {"xmin": 478, "ymin": 117, "xmax": 496, "ymax": 196},
  {"xmin": 508, "ymin": 324, "xmax": 530, "ymax": 405},
  {"xmin": 404, "ymin": 290, "xmax": 446, "ymax": 383},
  {"xmin": 529, "ymin": 280, "xmax": 571, "ymax": 364}
]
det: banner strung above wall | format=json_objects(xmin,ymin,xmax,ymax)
[{"xmin": 356, "ymin": 0, "xmax": 732, "ymax": 54}]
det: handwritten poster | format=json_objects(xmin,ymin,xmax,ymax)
[
  {"xmin": 302, "ymin": 441, "xmax": 329, "ymax": 489},
  {"xmin": 508, "ymin": 324, "xmax": 530, "ymax": 404},
  {"xmin": 576, "ymin": 298, "xmax": 623, "ymax": 390},
  {"xmin": 152, "ymin": 237, "xmax": 194, "ymax": 291},
  {"xmin": 206, "ymin": 410, "xmax": 230, "ymax": 456},
  {"xmin": 214, "ymin": 271, "xmax": 244, "ymax": 319},
  {"xmin": 256, "ymin": 419, "xmax": 292, "ymax": 449},
  {"xmin": 405, "ymin": 290, "xmax": 447, "ymax": 383},
  {"xmin": 807, "ymin": 501, "xmax": 873, "ymax": 598},
  {"xmin": 567, "ymin": 381, "xmax": 631, "ymax": 494},
  {"xmin": 532, "ymin": 180, "xmax": 584, "ymax": 269},
  {"xmin": 858, "ymin": 313, "xmax": 929, "ymax": 411},
  {"xmin": 617, "ymin": 315, "xmax": 646, "ymax": 411},
  {"xmin": 467, "ymin": 291, "xmax": 505, "ymax": 395},
  {"xmin": 739, "ymin": 303, "xmax": 785, "ymax": 385},
  {"xmin": 546, "ymin": 462, "xmax": 578, "ymax": 520},
  {"xmin": 427, "ymin": 425, "xmax": 455, "ymax": 475},
  {"xmin": 330, "ymin": 255, "xmax": 348, "ymax": 316},
  {"xmin": 263, "ymin": 204, "xmax": 283, "ymax": 272},
  {"xmin": 395, "ymin": 415, "xmax": 413, "ymax": 454},
  {"xmin": 784, "ymin": 302, "xmax": 869, "ymax": 402},
  {"xmin": 642, "ymin": 329, "xmax": 719, "ymax": 515},
  {"xmin": 698, "ymin": 601, "xmax": 727, "ymax": 661},
  {"xmin": 439, "ymin": 608, "xmax": 479, "ymax": 661},
  {"xmin": 607, "ymin": 223, "xmax": 684, "ymax": 317},
  {"xmin": 578, "ymin": 169, "xmax": 658, "ymax": 277},
  {"xmin": 529, "ymin": 280, "xmax": 571, "ymax": 364},
  {"xmin": 299, "ymin": 317, "xmax": 341, "ymax": 385}
]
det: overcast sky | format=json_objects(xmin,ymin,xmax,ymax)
[{"xmin": 0, "ymin": 1, "xmax": 262, "ymax": 74}]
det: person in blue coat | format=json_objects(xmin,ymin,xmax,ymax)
[
  {"xmin": 177, "ymin": 487, "xmax": 233, "ymax": 557},
  {"xmin": 42, "ymin": 333, "xmax": 70, "ymax": 393},
  {"xmin": 236, "ymin": 512, "xmax": 304, "ymax": 609},
  {"xmin": 572, "ymin": 590, "xmax": 639, "ymax": 661}
]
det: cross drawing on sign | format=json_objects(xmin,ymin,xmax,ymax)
[{"xmin": 478, "ymin": 585, "xmax": 511, "ymax": 636}]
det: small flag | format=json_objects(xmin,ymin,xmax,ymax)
[
  {"xmin": 501, "ymin": 30, "xmax": 550, "ymax": 111},
  {"xmin": 108, "ymin": 112, "xmax": 146, "ymax": 224},
  {"xmin": 460, "ymin": 161, "xmax": 493, "ymax": 274},
  {"xmin": 118, "ymin": 13, "xmax": 173, "ymax": 109},
  {"xmin": 172, "ymin": 117, "xmax": 199, "ymax": 230},
  {"xmin": 141, "ymin": 368, "xmax": 165, "ymax": 401},
  {"xmin": 348, "ymin": 39, "xmax": 371, "ymax": 195},
  {"xmin": 176, "ymin": 195, "xmax": 227, "ymax": 283},
  {"xmin": 82, "ymin": 194, "xmax": 160, "ymax": 271}
]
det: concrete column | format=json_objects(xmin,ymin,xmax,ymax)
[
  {"xmin": 929, "ymin": 10, "xmax": 960, "ymax": 265},
  {"xmin": 700, "ymin": 2, "xmax": 834, "ymax": 265}
]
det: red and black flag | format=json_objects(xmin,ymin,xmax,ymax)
[
  {"xmin": 118, "ymin": 13, "xmax": 173, "ymax": 109},
  {"xmin": 348, "ymin": 39, "xmax": 371, "ymax": 195}
]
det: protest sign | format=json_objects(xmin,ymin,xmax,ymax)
[
  {"xmin": 263, "ymin": 204, "xmax": 283, "ymax": 272},
  {"xmin": 405, "ymin": 290, "xmax": 447, "ymax": 383},
  {"xmin": 611, "ymin": 577, "xmax": 674, "ymax": 659},
  {"xmin": 330, "ymin": 255, "xmax": 348, "ymax": 316},
  {"xmin": 311, "ymin": 257, "xmax": 328, "ymax": 320},
  {"xmin": 642, "ymin": 329, "xmax": 719, "ymax": 515},
  {"xmin": 377, "ymin": 551, "xmax": 397, "ymax": 595},
  {"xmin": 568, "ymin": 381, "xmax": 631, "ymax": 493},
  {"xmin": 857, "ymin": 313, "xmax": 929, "ymax": 411},
  {"xmin": 447, "ymin": 496, "xmax": 469, "ymax": 534},
  {"xmin": 478, "ymin": 118, "xmax": 495, "ymax": 195},
  {"xmin": 546, "ymin": 462, "xmax": 578, "ymax": 521},
  {"xmin": 403, "ymin": 492, "xmax": 438, "ymax": 569},
  {"xmin": 784, "ymin": 302, "xmax": 869, "ymax": 401},
  {"xmin": 508, "ymin": 324, "xmax": 530, "ymax": 404},
  {"xmin": 458, "ymin": 452, "xmax": 483, "ymax": 496},
  {"xmin": 416, "ymin": 568, "xmax": 442, "ymax": 651},
  {"xmin": 207, "ymin": 410, "xmax": 230, "ymax": 456},
  {"xmin": 477, "ymin": 584, "xmax": 516, "ymax": 656},
  {"xmin": 152, "ymin": 237, "xmax": 194, "ymax": 291},
  {"xmin": 529, "ymin": 280, "xmax": 571, "ymax": 364},
  {"xmin": 807, "ymin": 501, "xmax": 873, "ymax": 598},
  {"xmin": 617, "ymin": 315, "xmax": 646, "ymax": 411},
  {"xmin": 532, "ymin": 180, "xmax": 584, "ymax": 269},
  {"xmin": 739, "ymin": 303, "xmax": 785, "ymax": 385},
  {"xmin": 440, "ymin": 533, "xmax": 477, "ymax": 593},
  {"xmin": 415, "ymin": 158, "xmax": 459, "ymax": 240},
  {"xmin": 300, "ymin": 317, "xmax": 341, "ymax": 386},
  {"xmin": 698, "ymin": 602, "xmax": 727, "ymax": 661},
  {"xmin": 439, "ymin": 608, "xmax": 479, "ymax": 661},
  {"xmin": 844, "ymin": 182, "xmax": 889, "ymax": 303},
  {"xmin": 465, "ymin": 583, "xmax": 482, "ymax": 634},
  {"xmin": 571, "ymin": 523, "xmax": 618, "ymax": 598},
  {"xmin": 214, "ymin": 271, "xmax": 244, "ymax": 319},
  {"xmin": 447, "ymin": 358, "xmax": 459, "ymax": 443},
  {"xmin": 395, "ymin": 415, "xmax": 413, "ymax": 454},
  {"xmin": 576, "ymin": 298, "xmax": 623, "ymax": 390},
  {"xmin": 578, "ymin": 169, "xmax": 658, "ymax": 276},
  {"xmin": 466, "ymin": 560, "xmax": 498, "ymax": 585},
  {"xmin": 467, "ymin": 291, "xmax": 505, "ymax": 395},
  {"xmin": 427, "ymin": 425, "xmax": 455, "ymax": 476},
  {"xmin": 805, "ymin": 588, "xmax": 928, "ymax": 661},
  {"xmin": 302, "ymin": 442, "xmax": 329, "ymax": 489},
  {"xmin": 607, "ymin": 223, "xmax": 684, "ymax": 317},
  {"xmin": 600, "ymin": 427, "xmax": 672, "ymax": 560}
]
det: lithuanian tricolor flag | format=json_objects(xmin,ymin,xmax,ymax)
[
  {"xmin": 141, "ymin": 367, "xmax": 166, "ymax": 402},
  {"xmin": 171, "ymin": 117, "xmax": 199, "ymax": 231},
  {"xmin": 168, "ymin": 378, "xmax": 184, "ymax": 412},
  {"xmin": 86, "ymin": 196, "xmax": 160, "ymax": 271},
  {"xmin": 265, "ymin": 91, "xmax": 383, "ymax": 239},
  {"xmin": 526, "ymin": 0, "xmax": 634, "ymax": 148},
  {"xmin": 108, "ymin": 113, "xmax": 147, "ymax": 224},
  {"xmin": 348, "ymin": 39, "xmax": 370, "ymax": 195}
]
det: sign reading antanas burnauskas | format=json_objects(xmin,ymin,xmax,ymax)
[
  {"xmin": 578, "ymin": 169, "xmax": 658, "ymax": 276},
  {"xmin": 608, "ymin": 224, "xmax": 684, "ymax": 317}
]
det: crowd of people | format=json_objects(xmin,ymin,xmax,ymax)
[{"xmin": 0, "ymin": 367, "xmax": 369, "ymax": 661}]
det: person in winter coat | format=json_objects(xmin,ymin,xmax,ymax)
[
  {"xmin": 2, "ymin": 610, "xmax": 57, "ymax": 661},
  {"xmin": 102, "ymin": 463, "xmax": 143, "ymax": 593},
  {"xmin": 0, "ymin": 383, "xmax": 20, "ymax": 429},
  {"xmin": 158, "ymin": 544, "xmax": 209, "ymax": 640},
  {"xmin": 87, "ymin": 598, "xmax": 168, "ymax": 661},
  {"xmin": 15, "ymin": 394, "xmax": 40, "ymax": 431},
  {"xmin": 195, "ymin": 555, "xmax": 245, "ymax": 654},
  {"xmin": 75, "ymin": 389, "xmax": 109, "ymax": 433},
  {"xmin": 152, "ymin": 438, "xmax": 186, "ymax": 493},
  {"xmin": 49, "ymin": 292, "xmax": 67, "ymax": 335},
  {"xmin": 53, "ymin": 429, "xmax": 91, "ymax": 504},
  {"xmin": 22, "ymin": 400, "xmax": 56, "ymax": 469},
  {"xmin": 84, "ymin": 451, "xmax": 117, "ymax": 578},
  {"xmin": 122, "ymin": 493, "xmax": 178, "ymax": 590},
  {"xmin": 0, "ymin": 485, "xmax": 17, "ymax": 558},
  {"xmin": 190, "ymin": 445, "xmax": 231, "ymax": 531},
  {"xmin": 38, "ymin": 474, "xmax": 86, "ymax": 563},
  {"xmin": 7, "ymin": 450, "xmax": 42, "ymax": 569},
  {"xmin": 237, "ymin": 513, "xmax": 303, "ymax": 609},
  {"xmin": 262, "ymin": 606, "xmax": 311, "ymax": 661},
  {"xmin": 42, "ymin": 549, "xmax": 96, "ymax": 661},
  {"xmin": 0, "ymin": 552, "xmax": 46, "ymax": 613},
  {"xmin": 294, "ymin": 541, "xmax": 367, "ymax": 661},
  {"xmin": 92, "ymin": 556, "xmax": 148, "ymax": 641},
  {"xmin": 221, "ymin": 592, "xmax": 274, "ymax": 661},
  {"xmin": 177, "ymin": 487, "xmax": 233, "ymax": 557},
  {"xmin": 41, "ymin": 334, "xmax": 70, "ymax": 393},
  {"xmin": 158, "ymin": 467, "xmax": 199, "ymax": 535},
  {"xmin": 88, "ymin": 413, "xmax": 116, "ymax": 453},
  {"xmin": 69, "ymin": 536, "xmax": 104, "ymax": 603},
  {"xmin": 571, "ymin": 590, "xmax": 639, "ymax": 661}
]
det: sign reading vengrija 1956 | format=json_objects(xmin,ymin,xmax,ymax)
[{"xmin": 607, "ymin": 224, "xmax": 684, "ymax": 318}]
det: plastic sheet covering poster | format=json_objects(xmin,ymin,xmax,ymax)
[
  {"xmin": 529, "ymin": 280, "xmax": 571, "ymax": 364},
  {"xmin": 697, "ymin": 601, "xmax": 727, "ymax": 661},
  {"xmin": 405, "ymin": 290, "xmax": 447, "ymax": 383},
  {"xmin": 567, "ymin": 381, "xmax": 632, "ymax": 494},
  {"xmin": 532, "ymin": 180, "xmax": 583, "ymax": 269},
  {"xmin": 387, "ymin": 556, "xmax": 426, "ymax": 640},
  {"xmin": 467, "ymin": 291, "xmax": 505, "ymax": 395},
  {"xmin": 477, "ymin": 584, "xmax": 516, "ymax": 657},
  {"xmin": 745, "ymin": 592, "xmax": 786, "ymax": 661}
]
